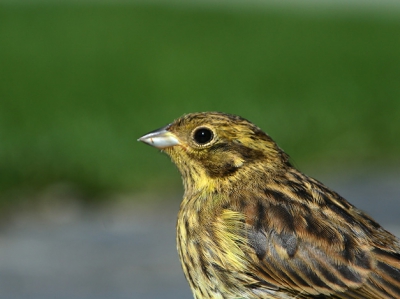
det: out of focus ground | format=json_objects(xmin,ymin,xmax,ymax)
[{"xmin": 0, "ymin": 170, "xmax": 399, "ymax": 299}]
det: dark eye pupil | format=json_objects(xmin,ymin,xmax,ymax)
[{"xmin": 194, "ymin": 128, "xmax": 213, "ymax": 144}]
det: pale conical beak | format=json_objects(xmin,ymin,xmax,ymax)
[{"xmin": 138, "ymin": 126, "xmax": 180, "ymax": 149}]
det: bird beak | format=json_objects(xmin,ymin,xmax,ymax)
[{"xmin": 138, "ymin": 126, "xmax": 181, "ymax": 149}]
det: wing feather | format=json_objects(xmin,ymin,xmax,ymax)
[{"xmin": 243, "ymin": 170, "xmax": 400, "ymax": 298}]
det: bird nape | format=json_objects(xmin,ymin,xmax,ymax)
[{"xmin": 139, "ymin": 112, "xmax": 400, "ymax": 299}]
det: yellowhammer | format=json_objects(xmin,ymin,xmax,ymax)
[{"xmin": 138, "ymin": 112, "xmax": 400, "ymax": 299}]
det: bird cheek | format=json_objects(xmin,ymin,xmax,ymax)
[{"xmin": 232, "ymin": 156, "xmax": 244, "ymax": 168}]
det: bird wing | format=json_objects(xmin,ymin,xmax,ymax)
[{"xmin": 242, "ymin": 182, "xmax": 400, "ymax": 298}]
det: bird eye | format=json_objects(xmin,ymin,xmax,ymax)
[{"xmin": 193, "ymin": 127, "xmax": 214, "ymax": 145}]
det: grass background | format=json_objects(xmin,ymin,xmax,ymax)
[{"xmin": 1, "ymin": 2, "xmax": 399, "ymax": 204}]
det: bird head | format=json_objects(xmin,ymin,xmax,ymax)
[{"xmin": 139, "ymin": 112, "xmax": 289, "ymax": 193}]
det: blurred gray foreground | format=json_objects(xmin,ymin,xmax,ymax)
[{"xmin": 0, "ymin": 170, "xmax": 399, "ymax": 299}]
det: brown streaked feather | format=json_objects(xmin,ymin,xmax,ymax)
[
  {"xmin": 239, "ymin": 166, "xmax": 400, "ymax": 298},
  {"xmin": 241, "ymin": 177, "xmax": 399, "ymax": 297}
]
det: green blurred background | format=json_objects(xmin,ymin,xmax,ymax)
[{"xmin": 1, "ymin": 1, "xmax": 400, "ymax": 205}]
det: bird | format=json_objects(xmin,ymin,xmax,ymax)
[{"xmin": 138, "ymin": 112, "xmax": 400, "ymax": 299}]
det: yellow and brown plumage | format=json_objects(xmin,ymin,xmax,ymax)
[{"xmin": 138, "ymin": 112, "xmax": 400, "ymax": 299}]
